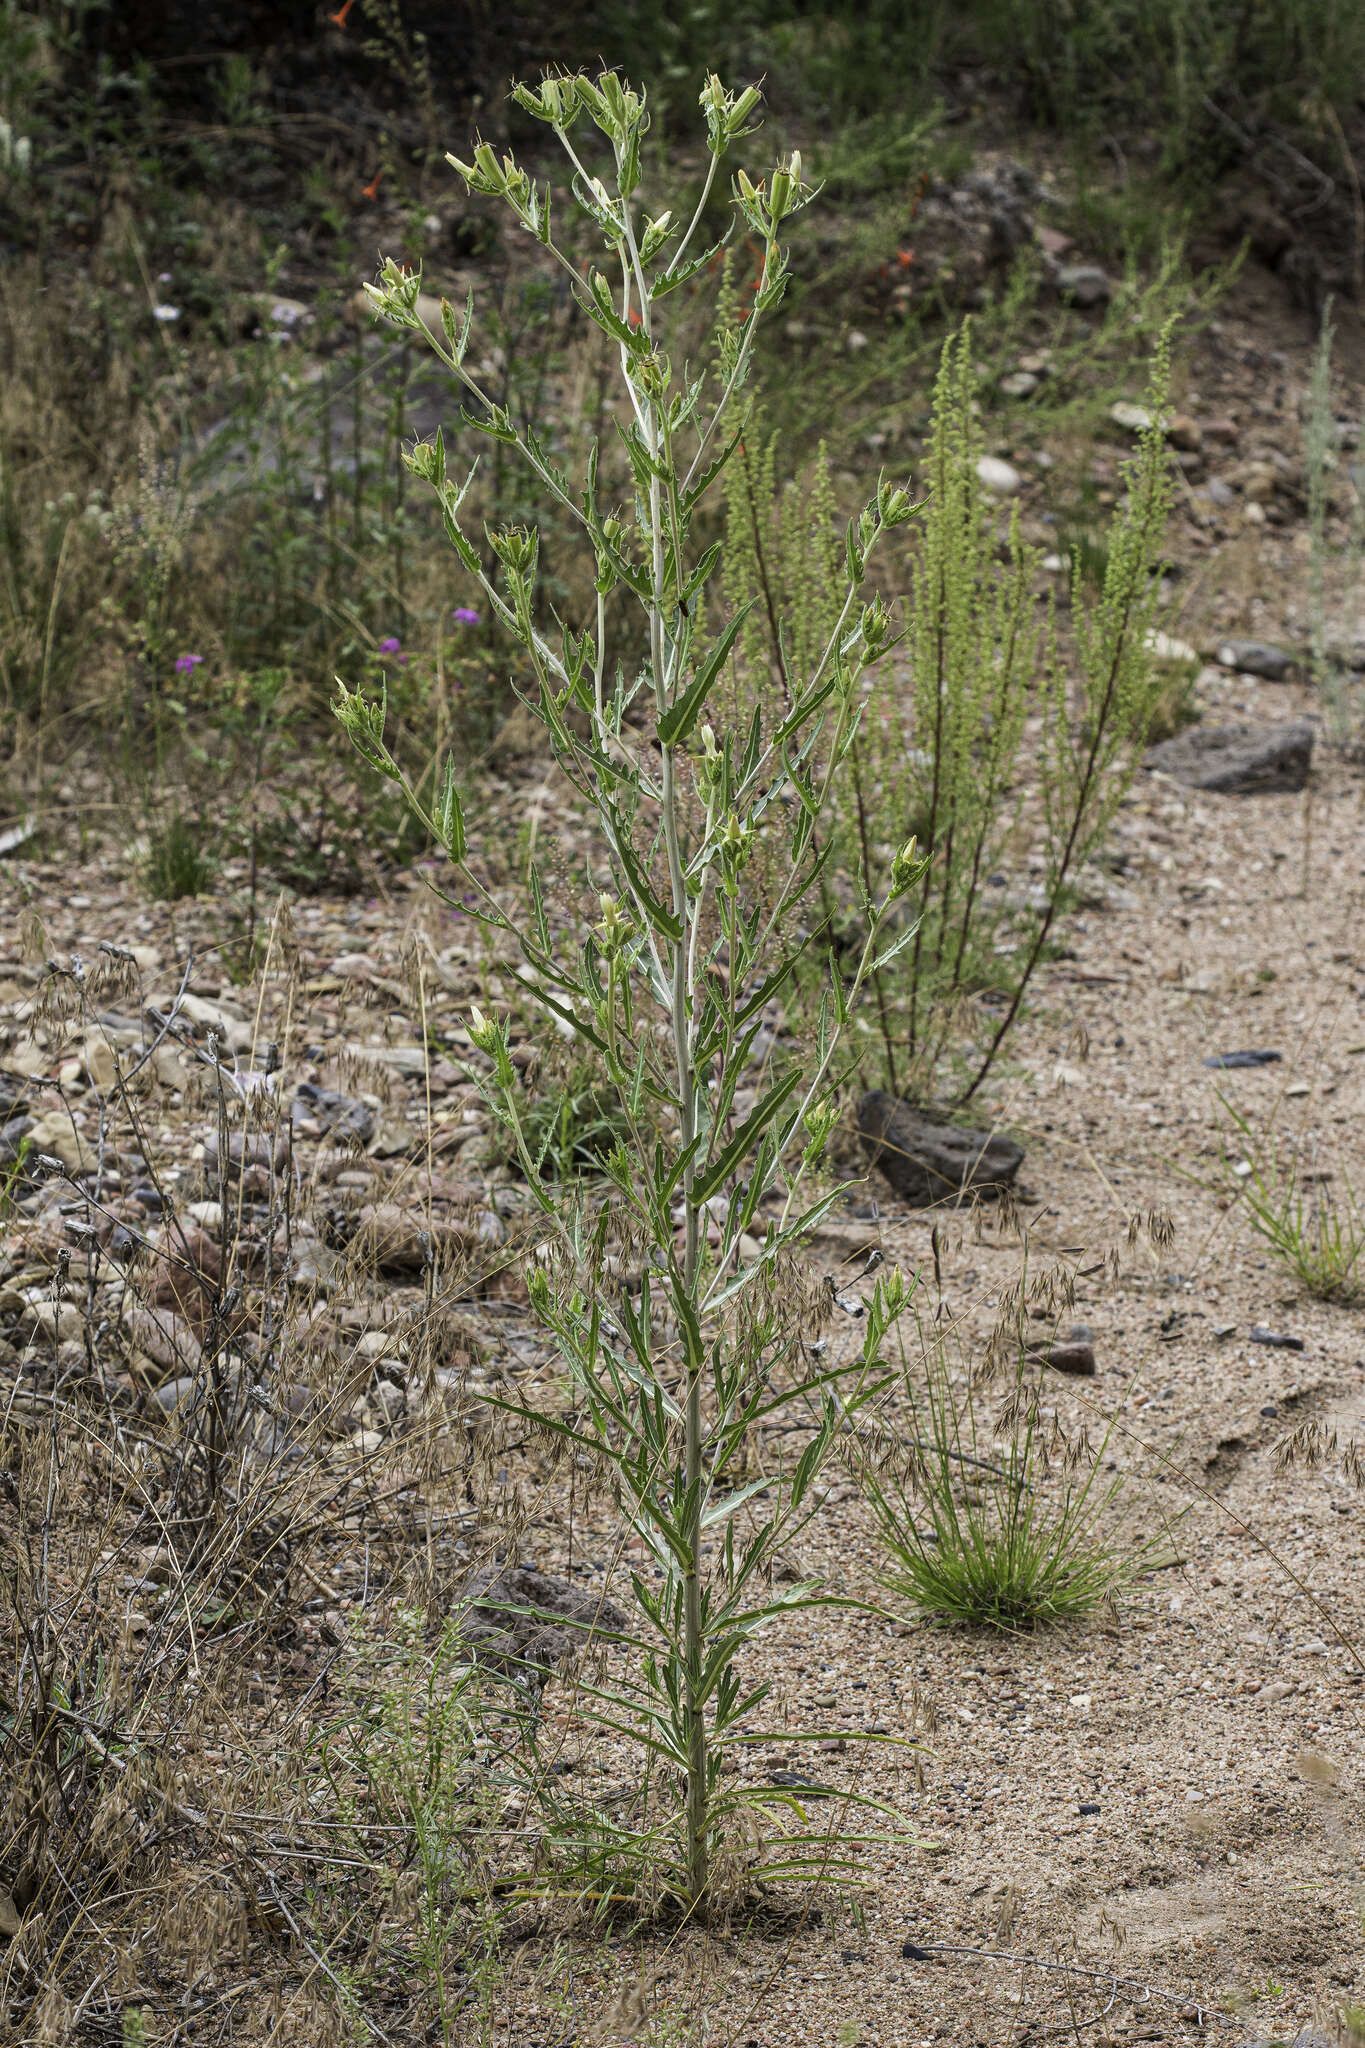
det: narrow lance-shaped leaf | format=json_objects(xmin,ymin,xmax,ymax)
[
  {"xmin": 694, "ymin": 1066, "xmax": 805, "ymax": 1205},
  {"xmin": 656, "ymin": 602, "xmax": 753, "ymax": 749}
]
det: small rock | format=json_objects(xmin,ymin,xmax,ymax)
[
  {"xmin": 176, "ymin": 993, "xmax": 251, "ymax": 1050},
  {"xmin": 0, "ymin": 1114, "xmax": 33, "ymax": 1166},
  {"xmin": 1056, "ymin": 265, "xmax": 1111, "ymax": 307},
  {"xmin": 357, "ymin": 1329, "xmax": 405, "ymax": 1362},
  {"xmin": 975, "ymin": 454, "xmax": 1022, "ymax": 497},
  {"xmin": 1166, "ymin": 413, "xmax": 1202, "ymax": 452},
  {"xmin": 1109, "ymin": 400, "xmax": 1152, "ymax": 433},
  {"xmin": 83, "ymin": 1035, "xmax": 119, "ymax": 1093},
  {"xmin": 856, "ymin": 1093, "xmax": 1024, "ymax": 1206},
  {"xmin": 22, "ymin": 1299, "xmax": 83, "ymax": 1344},
  {"xmin": 1033, "ymin": 1340, "xmax": 1095, "ymax": 1377},
  {"xmin": 1249, "ymin": 1327, "xmax": 1305, "ymax": 1351},
  {"xmin": 999, "ymin": 370, "xmax": 1038, "ymax": 397},
  {"xmin": 351, "ymin": 1202, "xmax": 479, "ymax": 1273},
  {"xmin": 1145, "ymin": 630, "xmax": 1198, "ymax": 666},
  {"xmin": 26, "ymin": 1110, "xmax": 90, "ymax": 1172},
  {"xmin": 846, "ymin": 328, "xmax": 869, "ymax": 353},
  {"xmin": 1203, "ymin": 1049, "xmax": 1281, "ymax": 1069},
  {"xmin": 293, "ymin": 1082, "xmax": 375, "ymax": 1144},
  {"xmin": 371, "ymin": 1379, "xmax": 406, "ymax": 1422},
  {"xmin": 1078, "ymin": 1801, "xmax": 1101, "ymax": 1815},
  {"xmin": 150, "ymin": 1373, "xmax": 200, "ymax": 1416},
  {"xmin": 202, "ymin": 1129, "xmax": 289, "ymax": 1178},
  {"xmin": 1144, "ymin": 720, "xmax": 1314, "ymax": 795},
  {"xmin": 345, "ymin": 1041, "xmax": 431, "ymax": 1077},
  {"xmin": 1215, "ymin": 638, "xmax": 1293, "ymax": 681}
]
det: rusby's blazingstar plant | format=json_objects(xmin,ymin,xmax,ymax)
[{"xmin": 336, "ymin": 69, "xmax": 924, "ymax": 1913}]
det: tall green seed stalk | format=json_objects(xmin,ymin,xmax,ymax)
[{"xmin": 337, "ymin": 69, "xmax": 923, "ymax": 1911}]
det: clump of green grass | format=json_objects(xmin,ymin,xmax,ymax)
[
  {"xmin": 142, "ymin": 810, "xmax": 216, "ymax": 900},
  {"xmin": 860, "ymin": 1332, "xmax": 1168, "ymax": 1630},
  {"xmin": 1218, "ymin": 1094, "xmax": 1365, "ymax": 1303},
  {"xmin": 521, "ymin": 1072, "xmax": 634, "ymax": 1182}
]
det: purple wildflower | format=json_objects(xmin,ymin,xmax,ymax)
[
  {"xmin": 452, "ymin": 606, "xmax": 480, "ymax": 626},
  {"xmin": 377, "ymin": 636, "xmax": 402, "ymax": 654},
  {"xmin": 174, "ymin": 653, "xmax": 204, "ymax": 676}
]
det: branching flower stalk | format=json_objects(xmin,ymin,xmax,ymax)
[{"xmin": 336, "ymin": 70, "xmax": 924, "ymax": 1912}]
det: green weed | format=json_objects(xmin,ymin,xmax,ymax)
[
  {"xmin": 1218, "ymin": 1094, "xmax": 1365, "ymax": 1304},
  {"xmin": 862, "ymin": 1326, "xmax": 1171, "ymax": 1630},
  {"xmin": 142, "ymin": 810, "xmax": 216, "ymax": 900},
  {"xmin": 339, "ymin": 69, "xmax": 925, "ymax": 1915}
]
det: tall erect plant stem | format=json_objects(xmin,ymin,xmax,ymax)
[{"xmin": 338, "ymin": 73, "xmax": 926, "ymax": 1914}]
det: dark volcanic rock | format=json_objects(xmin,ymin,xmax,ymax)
[
  {"xmin": 856, "ymin": 1093, "xmax": 1024, "ymax": 1206},
  {"xmin": 1032, "ymin": 1340, "xmax": 1096, "ymax": 1377},
  {"xmin": 1215, "ymin": 638, "xmax": 1294, "ymax": 681},
  {"xmin": 1144, "ymin": 720, "xmax": 1314, "ymax": 794}
]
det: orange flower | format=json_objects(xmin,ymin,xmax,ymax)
[
  {"xmin": 329, "ymin": 0, "xmax": 355, "ymax": 25},
  {"xmin": 897, "ymin": 247, "xmax": 915, "ymax": 268},
  {"xmin": 627, "ymin": 306, "xmax": 642, "ymax": 329},
  {"xmin": 362, "ymin": 167, "xmax": 383, "ymax": 200}
]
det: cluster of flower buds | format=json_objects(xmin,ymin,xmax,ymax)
[
  {"xmin": 594, "ymin": 514, "xmax": 625, "ymax": 597},
  {"xmin": 594, "ymin": 892, "xmax": 633, "ymax": 958},
  {"xmin": 489, "ymin": 525, "xmax": 538, "ymax": 579},
  {"xmin": 447, "ymin": 140, "xmax": 533, "ymax": 208},
  {"xmin": 732, "ymin": 152, "xmax": 810, "ymax": 236},
  {"xmin": 511, "ymin": 74, "xmax": 583, "ymax": 129},
  {"xmin": 801, "ymin": 1098, "xmax": 839, "ymax": 1169},
  {"xmin": 878, "ymin": 480, "xmax": 916, "ymax": 527},
  {"xmin": 362, "ymin": 254, "xmax": 425, "ymax": 330},
  {"xmin": 467, "ymin": 1004, "xmax": 516, "ymax": 1090},
  {"xmin": 333, "ymin": 680, "xmax": 401, "ymax": 782},
  {"xmin": 695, "ymin": 723, "xmax": 723, "ymax": 805},
  {"xmin": 717, "ymin": 812, "xmax": 753, "ymax": 898},
  {"xmin": 698, "ymin": 74, "xmax": 762, "ymax": 157},
  {"xmin": 859, "ymin": 594, "xmax": 894, "ymax": 661}
]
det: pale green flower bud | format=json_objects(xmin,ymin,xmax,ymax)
[
  {"xmin": 594, "ymin": 893, "xmax": 631, "ymax": 956},
  {"xmin": 879, "ymin": 480, "xmax": 915, "ymax": 527},
  {"xmin": 640, "ymin": 211, "xmax": 674, "ymax": 262},
  {"xmin": 889, "ymin": 835, "xmax": 923, "ymax": 897}
]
